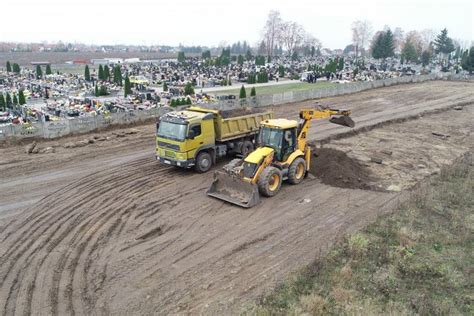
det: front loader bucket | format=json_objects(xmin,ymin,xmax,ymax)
[
  {"xmin": 329, "ymin": 115, "xmax": 355, "ymax": 128},
  {"xmin": 207, "ymin": 170, "xmax": 260, "ymax": 208}
]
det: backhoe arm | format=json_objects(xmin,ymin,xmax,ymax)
[{"xmin": 297, "ymin": 108, "xmax": 352, "ymax": 151}]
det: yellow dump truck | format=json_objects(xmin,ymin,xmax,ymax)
[{"xmin": 156, "ymin": 107, "xmax": 274, "ymax": 172}]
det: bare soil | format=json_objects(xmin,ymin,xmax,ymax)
[
  {"xmin": 0, "ymin": 81, "xmax": 473, "ymax": 315},
  {"xmin": 309, "ymin": 148, "xmax": 377, "ymax": 190}
]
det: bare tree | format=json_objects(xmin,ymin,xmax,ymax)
[
  {"xmin": 420, "ymin": 28, "xmax": 435, "ymax": 51},
  {"xmin": 262, "ymin": 10, "xmax": 283, "ymax": 58},
  {"xmin": 393, "ymin": 27, "xmax": 405, "ymax": 54},
  {"xmin": 280, "ymin": 21, "xmax": 305, "ymax": 57},
  {"xmin": 405, "ymin": 30, "xmax": 424, "ymax": 55},
  {"xmin": 257, "ymin": 40, "xmax": 266, "ymax": 55},
  {"xmin": 300, "ymin": 33, "xmax": 322, "ymax": 56},
  {"xmin": 351, "ymin": 20, "xmax": 373, "ymax": 57}
]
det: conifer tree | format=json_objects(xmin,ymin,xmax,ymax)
[
  {"xmin": 98, "ymin": 65, "xmax": 104, "ymax": 81},
  {"xmin": 13, "ymin": 94, "xmax": 18, "ymax": 106},
  {"xmin": 46, "ymin": 64, "xmax": 52, "ymax": 75},
  {"xmin": 84, "ymin": 65, "xmax": 91, "ymax": 81},
  {"xmin": 201, "ymin": 50, "xmax": 211, "ymax": 59},
  {"xmin": 104, "ymin": 65, "xmax": 110, "ymax": 81},
  {"xmin": 163, "ymin": 81, "xmax": 168, "ymax": 92},
  {"xmin": 461, "ymin": 47, "xmax": 474, "ymax": 74},
  {"xmin": 382, "ymin": 29, "xmax": 395, "ymax": 58},
  {"xmin": 372, "ymin": 30, "xmax": 394, "ymax": 59},
  {"xmin": 177, "ymin": 52, "xmax": 186, "ymax": 63},
  {"xmin": 239, "ymin": 85, "xmax": 246, "ymax": 99},
  {"xmin": 421, "ymin": 51, "xmax": 432, "ymax": 67},
  {"xmin": 6, "ymin": 61, "xmax": 12, "ymax": 72},
  {"xmin": 18, "ymin": 90, "xmax": 26, "ymax": 105},
  {"xmin": 12, "ymin": 63, "xmax": 21, "ymax": 73},
  {"xmin": 402, "ymin": 40, "xmax": 418, "ymax": 63},
  {"xmin": 99, "ymin": 85, "xmax": 108, "ymax": 96},
  {"xmin": 245, "ymin": 49, "xmax": 252, "ymax": 61},
  {"xmin": 6, "ymin": 92, "xmax": 12, "ymax": 107},
  {"xmin": 279, "ymin": 65, "xmax": 285, "ymax": 77},
  {"xmin": 124, "ymin": 75, "xmax": 132, "ymax": 97},
  {"xmin": 250, "ymin": 87, "xmax": 256, "ymax": 97},
  {"xmin": 113, "ymin": 65, "xmax": 122, "ymax": 85},
  {"xmin": 0, "ymin": 94, "xmax": 5, "ymax": 110},
  {"xmin": 184, "ymin": 82, "xmax": 194, "ymax": 95},
  {"xmin": 434, "ymin": 28, "xmax": 455, "ymax": 56},
  {"xmin": 36, "ymin": 65, "xmax": 43, "ymax": 79}
]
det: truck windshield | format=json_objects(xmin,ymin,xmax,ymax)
[
  {"xmin": 259, "ymin": 127, "xmax": 283, "ymax": 149},
  {"xmin": 157, "ymin": 121, "xmax": 188, "ymax": 141}
]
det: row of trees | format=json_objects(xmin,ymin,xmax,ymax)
[
  {"xmin": 170, "ymin": 97, "xmax": 192, "ymax": 107},
  {"xmin": 261, "ymin": 10, "xmax": 322, "ymax": 58},
  {"xmin": 5, "ymin": 62, "xmax": 53, "ymax": 78},
  {"xmin": 0, "ymin": 90, "xmax": 27, "ymax": 110},
  {"xmin": 351, "ymin": 21, "xmax": 466, "ymax": 67},
  {"xmin": 6, "ymin": 61, "xmax": 21, "ymax": 73},
  {"xmin": 85, "ymin": 65, "xmax": 123, "ymax": 85},
  {"xmin": 239, "ymin": 86, "xmax": 256, "ymax": 99},
  {"xmin": 247, "ymin": 71, "xmax": 269, "ymax": 84},
  {"xmin": 34, "ymin": 65, "xmax": 52, "ymax": 79}
]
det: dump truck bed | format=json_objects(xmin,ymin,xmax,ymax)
[
  {"xmin": 215, "ymin": 111, "xmax": 273, "ymax": 142},
  {"xmin": 185, "ymin": 106, "xmax": 273, "ymax": 142}
]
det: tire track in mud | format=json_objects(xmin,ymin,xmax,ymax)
[{"xmin": 0, "ymin": 157, "xmax": 179, "ymax": 315}]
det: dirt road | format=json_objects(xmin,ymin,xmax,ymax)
[{"xmin": 0, "ymin": 81, "xmax": 473, "ymax": 314}]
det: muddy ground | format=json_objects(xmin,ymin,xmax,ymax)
[{"xmin": 0, "ymin": 81, "xmax": 473, "ymax": 314}]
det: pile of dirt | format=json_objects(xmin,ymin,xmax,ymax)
[{"xmin": 309, "ymin": 147, "xmax": 376, "ymax": 190}]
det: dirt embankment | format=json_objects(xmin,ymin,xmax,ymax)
[{"xmin": 0, "ymin": 81, "xmax": 473, "ymax": 315}]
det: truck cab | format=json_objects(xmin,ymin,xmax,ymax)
[{"xmin": 156, "ymin": 109, "xmax": 215, "ymax": 171}]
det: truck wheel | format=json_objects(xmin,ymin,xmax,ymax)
[
  {"xmin": 194, "ymin": 151, "xmax": 212, "ymax": 173},
  {"xmin": 288, "ymin": 157, "xmax": 306, "ymax": 184},
  {"xmin": 258, "ymin": 166, "xmax": 282, "ymax": 197},
  {"xmin": 240, "ymin": 140, "xmax": 254, "ymax": 157}
]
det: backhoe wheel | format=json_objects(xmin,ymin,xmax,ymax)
[
  {"xmin": 258, "ymin": 166, "xmax": 282, "ymax": 197},
  {"xmin": 240, "ymin": 140, "xmax": 254, "ymax": 157},
  {"xmin": 194, "ymin": 151, "xmax": 212, "ymax": 173},
  {"xmin": 288, "ymin": 157, "xmax": 306, "ymax": 184}
]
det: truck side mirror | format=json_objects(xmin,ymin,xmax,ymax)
[{"xmin": 187, "ymin": 130, "xmax": 195, "ymax": 140}]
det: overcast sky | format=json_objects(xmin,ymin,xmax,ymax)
[{"xmin": 2, "ymin": 0, "xmax": 473, "ymax": 49}]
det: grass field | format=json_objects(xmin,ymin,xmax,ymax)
[
  {"xmin": 214, "ymin": 81, "xmax": 336, "ymax": 96},
  {"xmin": 249, "ymin": 154, "xmax": 473, "ymax": 315}
]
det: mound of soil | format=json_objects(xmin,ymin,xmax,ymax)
[{"xmin": 309, "ymin": 147, "xmax": 376, "ymax": 190}]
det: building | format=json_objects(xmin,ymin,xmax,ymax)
[{"xmin": 30, "ymin": 61, "xmax": 51, "ymax": 66}]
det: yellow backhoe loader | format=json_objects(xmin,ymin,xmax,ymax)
[{"xmin": 207, "ymin": 108, "xmax": 355, "ymax": 208}]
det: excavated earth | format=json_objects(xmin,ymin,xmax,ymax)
[{"xmin": 0, "ymin": 81, "xmax": 473, "ymax": 314}]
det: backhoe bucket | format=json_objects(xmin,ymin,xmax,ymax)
[
  {"xmin": 329, "ymin": 115, "xmax": 355, "ymax": 128},
  {"xmin": 207, "ymin": 170, "xmax": 260, "ymax": 208}
]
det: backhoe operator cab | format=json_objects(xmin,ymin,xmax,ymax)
[
  {"xmin": 258, "ymin": 120, "xmax": 298, "ymax": 162},
  {"xmin": 241, "ymin": 118, "xmax": 308, "ymax": 193}
]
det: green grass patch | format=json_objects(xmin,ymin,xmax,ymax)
[
  {"xmin": 214, "ymin": 81, "xmax": 336, "ymax": 96},
  {"xmin": 248, "ymin": 154, "xmax": 473, "ymax": 315}
]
